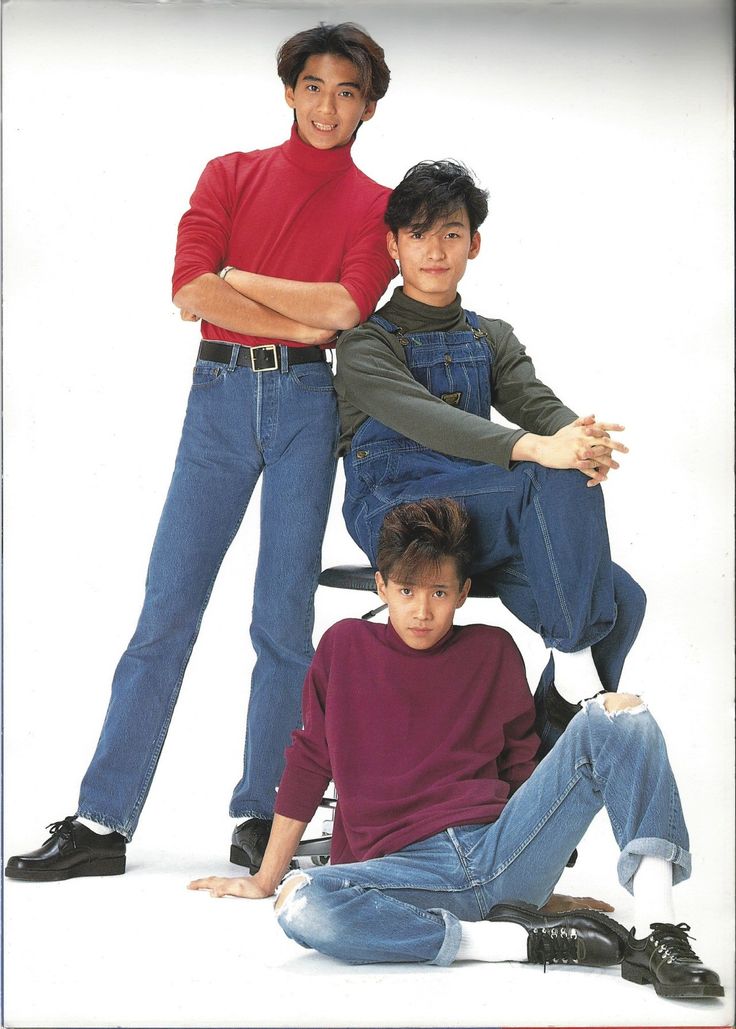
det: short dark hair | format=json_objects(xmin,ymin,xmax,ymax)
[
  {"xmin": 385, "ymin": 160, "xmax": 489, "ymax": 236},
  {"xmin": 277, "ymin": 23, "xmax": 390, "ymax": 102},
  {"xmin": 377, "ymin": 498, "xmax": 474, "ymax": 588}
]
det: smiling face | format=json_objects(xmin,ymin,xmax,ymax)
[
  {"xmin": 284, "ymin": 53, "xmax": 376, "ymax": 150},
  {"xmin": 376, "ymin": 558, "xmax": 471, "ymax": 651},
  {"xmin": 387, "ymin": 206, "xmax": 481, "ymax": 308}
]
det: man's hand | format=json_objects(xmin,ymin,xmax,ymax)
[
  {"xmin": 541, "ymin": 892, "xmax": 615, "ymax": 914},
  {"xmin": 512, "ymin": 415, "xmax": 628, "ymax": 487},
  {"xmin": 179, "ymin": 309, "xmax": 200, "ymax": 322},
  {"xmin": 187, "ymin": 874, "xmax": 274, "ymax": 900}
]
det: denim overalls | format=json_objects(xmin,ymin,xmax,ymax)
[{"xmin": 342, "ymin": 310, "xmax": 646, "ymax": 743}]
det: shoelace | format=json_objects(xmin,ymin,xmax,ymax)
[
  {"xmin": 649, "ymin": 922, "xmax": 701, "ymax": 964},
  {"xmin": 527, "ymin": 925, "xmax": 579, "ymax": 970},
  {"xmin": 46, "ymin": 816, "xmax": 78, "ymax": 839}
]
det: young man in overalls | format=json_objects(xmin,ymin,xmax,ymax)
[
  {"xmin": 6, "ymin": 23, "xmax": 396, "ymax": 883},
  {"xmin": 333, "ymin": 160, "xmax": 647, "ymax": 752}
]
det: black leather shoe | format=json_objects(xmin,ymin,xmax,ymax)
[
  {"xmin": 622, "ymin": 922, "xmax": 724, "ymax": 998},
  {"xmin": 5, "ymin": 816, "xmax": 126, "ymax": 882},
  {"xmin": 487, "ymin": 900, "xmax": 628, "ymax": 967},
  {"xmin": 230, "ymin": 817, "xmax": 272, "ymax": 872}
]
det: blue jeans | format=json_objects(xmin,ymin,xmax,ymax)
[
  {"xmin": 77, "ymin": 350, "xmax": 339, "ymax": 838},
  {"xmin": 277, "ymin": 701, "xmax": 690, "ymax": 965}
]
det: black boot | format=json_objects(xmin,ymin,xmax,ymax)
[
  {"xmin": 5, "ymin": 816, "xmax": 126, "ymax": 882},
  {"xmin": 622, "ymin": 922, "xmax": 724, "ymax": 998},
  {"xmin": 230, "ymin": 817, "xmax": 272, "ymax": 872},
  {"xmin": 487, "ymin": 900, "xmax": 628, "ymax": 967}
]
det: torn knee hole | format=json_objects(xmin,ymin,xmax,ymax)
[
  {"xmin": 594, "ymin": 692, "xmax": 647, "ymax": 717},
  {"xmin": 274, "ymin": 872, "xmax": 310, "ymax": 913}
]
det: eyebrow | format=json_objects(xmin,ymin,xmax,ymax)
[
  {"xmin": 302, "ymin": 75, "xmax": 362, "ymax": 89},
  {"xmin": 395, "ymin": 581, "xmax": 452, "ymax": 589},
  {"xmin": 408, "ymin": 220, "xmax": 467, "ymax": 233}
]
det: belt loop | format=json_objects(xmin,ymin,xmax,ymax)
[
  {"xmin": 227, "ymin": 345, "xmax": 240, "ymax": 372},
  {"xmin": 279, "ymin": 345, "xmax": 289, "ymax": 373}
]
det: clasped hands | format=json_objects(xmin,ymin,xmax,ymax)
[{"xmin": 546, "ymin": 415, "xmax": 628, "ymax": 487}]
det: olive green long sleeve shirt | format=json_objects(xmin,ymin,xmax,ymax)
[{"xmin": 335, "ymin": 288, "xmax": 578, "ymax": 470}]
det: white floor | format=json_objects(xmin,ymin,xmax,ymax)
[{"xmin": 3, "ymin": 814, "xmax": 733, "ymax": 1029}]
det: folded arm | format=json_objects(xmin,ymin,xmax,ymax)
[
  {"xmin": 173, "ymin": 273, "xmax": 336, "ymax": 346},
  {"xmin": 221, "ymin": 269, "xmax": 361, "ymax": 331}
]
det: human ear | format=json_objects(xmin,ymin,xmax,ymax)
[
  {"xmin": 284, "ymin": 85, "xmax": 296, "ymax": 110},
  {"xmin": 455, "ymin": 578, "xmax": 472, "ymax": 609},
  {"xmin": 360, "ymin": 99, "xmax": 377, "ymax": 123},
  {"xmin": 375, "ymin": 571, "xmax": 389, "ymax": 601},
  {"xmin": 468, "ymin": 232, "xmax": 481, "ymax": 260},
  {"xmin": 386, "ymin": 231, "xmax": 400, "ymax": 261}
]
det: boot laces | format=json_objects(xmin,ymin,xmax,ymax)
[
  {"xmin": 528, "ymin": 925, "xmax": 579, "ymax": 970},
  {"xmin": 649, "ymin": 922, "xmax": 701, "ymax": 964}
]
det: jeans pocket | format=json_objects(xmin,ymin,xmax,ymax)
[
  {"xmin": 288, "ymin": 363, "xmax": 335, "ymax": 393},
  {"xmin": 191, "ymin": 360, "xmax": 225, "ymax": 389}
]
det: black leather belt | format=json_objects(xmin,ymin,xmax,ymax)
[{"xmin": 198, "ymin": 339, "xmax": 326, "ymax": 372}]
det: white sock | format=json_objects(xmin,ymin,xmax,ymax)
[
  {"xmin": 455, "ymin": 920, "xmax": 529, "ymax": 963},
  {"xmin": 553, "ymin": 648, "xmax": 603, "ymax": 704},
  {"xmin": 632, "ymin": 855, "xmax": 676, "ymax": 938},
  {"xmin": 76, "ymin": 816, "xmax": 115, "ymax": 836}
]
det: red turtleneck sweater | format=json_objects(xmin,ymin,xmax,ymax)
[
  {"xmin": 275, "ymin": 619, "xmax": 539, "ymax": 864},
  {"xmin": 171, "ymin": 125, "xmax": 397, "ymax": 347}
]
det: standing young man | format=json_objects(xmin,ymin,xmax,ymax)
[
  {"xmin": 333, "ymin": 160, "xmax": 647, "ymax": 754},
  {"xmin": 190, "ymin": 498, "xmax": 722, "ymax": 1000},
  {"xmin": 6, "ymin": 23, "xmax": 396, "ymax": 882}
]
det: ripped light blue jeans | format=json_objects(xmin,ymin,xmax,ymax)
[{"xmin": 277, "ymin": 700, "xmax": 690, "ymax": 965}]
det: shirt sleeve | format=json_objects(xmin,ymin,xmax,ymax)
[
  {"xmin": 338, "ymin": 189, "xmax": 398, "ymax": 322},
  {"xmin": 335, "ymin": 323, "xmax": 528, "ymax": 469},
  {"xmin": 171, "ymin": 158, "xmax": 233, "ymax": 297},
  {"xmin": 275, "ymin": 634, "xmax": 334, "ymax": 823},
  {"xmin": 486, "ymin": 318, "xmax": 579, "ymax": 436}
]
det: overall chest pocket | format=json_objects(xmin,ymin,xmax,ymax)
[{"xmin": 405, "ymin": 342, "xmax": 491, "ymax": 416}]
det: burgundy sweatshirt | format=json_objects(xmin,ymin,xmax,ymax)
[
  {"xmin": 172, "ymin": 125, "xmax": 397, "ymax": 346},
  {"xmin": 275, "ymin": 619, "xmax": 539, "ymax": 864}
]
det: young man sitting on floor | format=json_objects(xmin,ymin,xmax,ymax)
[
  {"xmin": 189, "ymin": 498, "xmax": 722, "ymax": 1000},
  {"xmin": 332, "ymin": 159, "xmax": 647, "ymax": 756}
]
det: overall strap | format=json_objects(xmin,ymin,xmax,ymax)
[
  {"xmin": 368, "ymin": 313, "xmax": 400, "ymax": 334},
  {"xmin": 464, "ymin": 309, "xmax": 482, "ymax": 331}
]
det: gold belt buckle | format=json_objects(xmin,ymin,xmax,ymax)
[{"xmin": 250, "ymin": 344, "xmax": 279, "ymax": 371}]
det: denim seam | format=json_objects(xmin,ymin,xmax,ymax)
[
  {"xmin": 364, "ymin": 485, "xmax": 518, "ymax": 522},
  {"xmin": 446, "ymin": 828, "xmax": 487, "ymax": 918},
  {"xmin": 531, "ymin": 490, "xmax": 574, "ymax": 639},
  {"xmin": 128, "ymin": 480, "xmax": 257, "ymax": 835},
  {"xmin": 483, "ymin": 769, "xmax": 584, "ymax": 883}
]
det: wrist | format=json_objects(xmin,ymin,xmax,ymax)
[{"xmin": 511, "ymin": 432, "xmax": 542, "ymax": 463}]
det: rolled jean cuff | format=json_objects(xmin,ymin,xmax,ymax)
[
  {"xmin": 617, "ymin": 837, "xmax": 692, "ymax": 894},
  {"xmin": 544, "ymin": 605, "xmax": 618, "ymax": 653},
  {"xmin": 428, "ymin": 908, "xmax": 462, "ymax": 966}
]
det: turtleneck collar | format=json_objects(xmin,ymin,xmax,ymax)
[
  {"xmin": 384, "ymin": 618, "xmax": 458, "ymax": 656},
  {"xmin": 282, "ymin": 122, "xmax": 356, "ymax": 176},
  {"xmin": 382, "ymin": 287, "xmax": 466, "ymax": 333}
]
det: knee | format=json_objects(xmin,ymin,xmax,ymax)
[
  {"xmin": 612, "ymin": 566, "xmax": 647, "ymax": 626},
  {"xmin": 598, "ymin": 692, "xmax": 647, "ymax": 716},
  {"xmin": 274, "ymin": 872, "xmax": 309, "ymax": 915},
  {"xmin": 274, "ymin": 871, "xmax": 340, "ymax": 952}
]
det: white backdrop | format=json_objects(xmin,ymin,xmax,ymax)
[{"xmin": 2, "ymin": 1, "xmax": 733, "ymax": 1027}]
